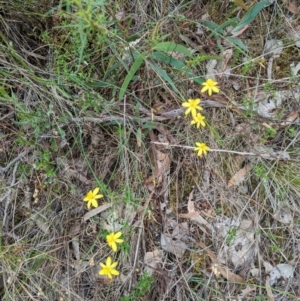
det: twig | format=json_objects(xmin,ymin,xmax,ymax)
[
  {"xmin": 0, "ymin": 150, "xmax": 28, "ymax": 175},
  {"xmin": 129, "ymin": 190, "xmax": 154, "ymax": 291},
  {"xmin": 2, "ymin": 161, "xmax": 19, "ymax": 229},
  {"xmin": 151, "ymin": 141, "xmax": 296, "ymax": 161}
]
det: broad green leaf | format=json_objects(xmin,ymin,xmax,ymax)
[
  {"xmin": 152, "ymin": 42, "xmax": 193, "ymax": 58},
  {"xmin": 226, "ymin": 37, "xmax": 248, "ymax": 52},
  {"xmin": 231, "ymin": 1, "xmax": 271, "ymax": 35},
  {"xmin": 119, "ymin": 52, "xmax": 146, "ymax": 101}
]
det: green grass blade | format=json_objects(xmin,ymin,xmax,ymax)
[
  {"xmin": 118, "ymin": 52, "xmax": 146, "ymax": 101},
  {"xmin": 149, "ymin": 62, "xmax": 181, "ymax": 95},
  {"xmin": 231, "ymin": 1, "xmax": 271, "ymax": 35},
  {"xmin": 226, "ymin": 37, "xmax": 248, "ymax": 51}
]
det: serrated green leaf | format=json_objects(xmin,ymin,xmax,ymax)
[
  {"xmin": 231, "ymin": 1, "xmax": 271, "ymax": 35},
  {"xmin": 152, "ymin": 42, "xmax": 193, "ymax": 58},
  {"xmin": 119, "ymin": 52, "xmax": 146, "ymax": 101}
]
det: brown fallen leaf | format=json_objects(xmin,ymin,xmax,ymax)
[
  {"xmin": 178, "ymin": 191, "xmax": 211, "ymax": 233},
  {"xmin": 279, "ymin": 109, "xmax": 300, "ymax": 126},
  {"xmin": 286, "ymin": 1, "xmax": 299, "ymax": 14},
  {"xmin": 228, "ymin": 163, "xmax": 252, "ymax": 188},
  {"xmin": 196, "ymin": 240, "xmax": 245, "ymax": 283},
  {"xmin": 83, "ymin": 203, "xmax": 111, "ymax": 221},
  {"xmin": 266, "ymin": 276, "xmax": 275, "ymax": 301},
  {"xmin": 144, "ymin": 130, "xmax": 170, "ymax": 186}
]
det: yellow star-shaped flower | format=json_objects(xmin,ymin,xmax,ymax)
[
  {"xmin": 83, "ymin": 187, "xmax": 103, "ymax": 209},
  {"xmin": 182, "ymin": 98, "xmax": 202, "ymax": 118},
  {"xmin": 99, "ymin": 257, "xmax": 119, "ymax": 279},
  {"xmin": 201, "ymin": 79, "xmax": 219, "ymax": 96},
  {"xmin": 191, "ymin": 113, "xmax": 206, "ymax": 128},
  {"xmin": 194, "ymin": 142, "xmax": 210, "ymax": 157},
  {"xmin": 106, "ymin": 231, "xmax": 124, "ymax": 252}
]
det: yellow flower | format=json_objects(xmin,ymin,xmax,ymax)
[
  {"xmin": 83, "ymin": 187, "xmax": 103, "ymax": 209},
  {"xmin": 106, "ymin": 232, "xmax": 124, "ymax": 252},
  {"xmin": 201, "ymin": 79, "xmax": 219, "ymax": 96},
  {"xmin": 182, "ymin": 98, "xmax": 202, "ymax": 118},
  {"xmin": 99, "ymin": 256, "xmax": 119, "ymax": 279},
  {"xmin": 191, "ymin": 113, "xmax": 206, "ymax": 128},
  {"xmin": 194, "ymin": 142, "xmax": 210, "ymax": 157}
]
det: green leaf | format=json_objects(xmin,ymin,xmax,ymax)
[
  {"xmin": 231, "ymin": 1, "xmax": 271, "ymax": 35},
  {"xmin": 226, "ymin": 37, "xmax": 248, "ymax": 51},
  {"xmin": 151, "ymin": 52, "xmax": 185, "ymax": 69},
  {"xmin": 201, "ymin": 20, "xmax": 221, "ymax": 33},
  {"xmin": 150, "ymin": 52, "xmax": 204, "ymax": 85},
  {"xmin": 206, "ymin": 18, "xmax": 239, "ymax": 38},
  {"xmin": 152, "ymin": 42, "xmax": 193, "ymax": 58},
  {"xmin": 149, "ymin": 62, "xmax": 181, "ymax": 95},
  {"xmin": 119, "ymin": 52, "xmax": 146, "ymax": 101}
]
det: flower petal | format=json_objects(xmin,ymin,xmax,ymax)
[
  {"xmin": 185, "ymin": 107, "xmax": 191, "ymax": 115},
  {"xmin": 111, "ymin": 242, "xmax": 117, "ymax": 252},
  {"xmin": 106, "ymin": 257, "xmax": 112, "ymax": 266},
  {"xmin": 201, "ymin": 86, "xmax": 208, "ymax": 93},
  {"xmin": 111, "ymin": 269, "xmax": 119, "ymax": 276},
  {"xmin": 114, "ymin": 232, "xmax": 122, "ymax": 239},
  {"xmin": 91, "ymin": 199, "xmax": 98, "ymax": 208},
  {"xmin": 110, "ymin": 261, "xmax": 118, "ymax": 268},
  {"xmin": 93, "ymin": 187, "xmax": 100, "ymax": 196},
  {"xmin": 212, "ymin": 86, "xmax": 220, "ymax": 93}
]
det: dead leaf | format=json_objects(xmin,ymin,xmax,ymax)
[
  {"xmin": 266, "ymin": 276, "xmax": 275, "ymax": 301},
  {"xmin": 161, "ymin": 233, "xmax": 187, "ymax": 258},
  {"xmin": 178, "ymin": 191, "xmax": 211, "ymax": 230},
  {"xmin": 280, "ymin": 109, "xmax": 300, "ymax": 126},
  {"xmin": 231, "ymin": 24, "xmax": 249, "ymax": 37},
  {"xmin": 144, "ymin": 249, "xmax": 164, "ymax": 275},
  {"xmin": 286, "ymin": 1, "xmax": 299, "ymax": 14},
  {"xmin": 239, "ymin": 285, "xmax": 256, "ymax": 299},
  {"xmin": 83, "ymin": 203, "xmax": 111, "ymax": 221},
  {"xmin": 136, "ymin": 128, "xmax": 142, "ymax": 148},
  {"xmin": 115, "ymin": 11, "xmax": 125, "ymax": 20},
  {"xmin": 228, "ymin": 164, "xmax": 252, "ymax": 188},
  {"xmin": 144, "ymin": 130, "xmax": 170, "ymax": 186},
  {"xmin": 196, "ymin": 240, "xmax": 244, "ymax": 283}
]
